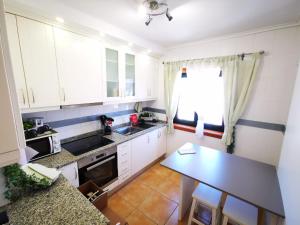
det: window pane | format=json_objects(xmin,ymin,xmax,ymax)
[{"xmin": 177, "ymin": 67, "xmax": 223, "ymax": 126}]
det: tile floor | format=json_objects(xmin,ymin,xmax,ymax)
[{"xmin": 108, "ymin": 161, "xmax": 189, "ymax": 225}]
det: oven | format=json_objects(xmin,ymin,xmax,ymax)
[{"xmin": 77, "ymin": 146, "xmax": 118, "ymax": 188}]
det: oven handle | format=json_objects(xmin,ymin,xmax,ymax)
[{"xmin": 86, "ymin": 156, "xmax": 116, "ymax": 171}]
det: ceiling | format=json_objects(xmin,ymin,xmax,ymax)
[{"xmin": 7, "ymin": 0, "xmax": 300, "ymax": 48}]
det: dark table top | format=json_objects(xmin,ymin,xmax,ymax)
[{"xmin": 161, "ymin": 143, "xmax": 285, "ymax": 218}]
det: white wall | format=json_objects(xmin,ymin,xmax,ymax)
[
  {"xmin": 278, "ymin": 63, "xmax": 300, "ymax": 225},
  {"xmin": 149, "ymin": 25, "xmax": 300, "ymax": 165}
]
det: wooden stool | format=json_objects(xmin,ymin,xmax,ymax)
[
  {"xmin": 188, "ymin": 183, "xmax": 222, "ymax": 225},
  {"xmin": 222, "ymin": 196, "xmax": 258, "ymax": 225}
]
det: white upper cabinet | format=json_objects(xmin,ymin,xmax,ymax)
[
  {"xmin": 5, "ymin": 13, "xmax": 29, "ymax": 109},
  {"xmin": 17, "ymin": 16, "xmax": 60, "ymax": 108},
  {"xmin": 136, "ymin": 54, "xmax": 158, "ymax": 99},
  {"xmin": 54, "ymin": 28, "xmax": 103, "ymax": 105}
]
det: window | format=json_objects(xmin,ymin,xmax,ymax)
[{"xmin": 173, "ymin": 66, "xmax": 224, "ymax": 132}]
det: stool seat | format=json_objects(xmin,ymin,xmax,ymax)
[
  {"xmin": 188, "ymin": 183, "xmax": 222, "ymax": 225},
  {"xmin": 192, "ymin": 183, "xmax": 222, "ymax": 209},
  {"xmin": 223, "ymin": 196, "xmax": 258, "ymax": 225}
]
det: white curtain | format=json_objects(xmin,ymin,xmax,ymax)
[
  {"xmin": 164, "ymin": 62, "xmax": 182, "ymax": 133},
  {"xmin": 221, "ymin": 53, "xmax": 262, "ymax": 146},
  {"xmin": 164, "ymin": 53, "xmax": 262, "ymax": 143}
]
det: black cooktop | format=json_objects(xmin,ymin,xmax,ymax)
[{"xmin": 62, "ymin": 134, "xmax": 114, "ymax": 156}]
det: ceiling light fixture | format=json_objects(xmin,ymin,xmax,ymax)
[
  {"xmin": 141, "ymin": 0, "xmax": 173, "ymax": 26},
  {"xmin": 55, "ymin": 17, "xmax": 64, "ymax": 23}
]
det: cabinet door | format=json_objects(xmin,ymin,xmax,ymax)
[
  {"xmin": 125, "ymin": 53, "xmax": 135, "ymax": 98},
  {"xmin": 136, "ymin": 54, "xmax": 158, "ymax": 99},
  {"xmin": 17, "ymin": 17, "xmax": 60, "ymax": 108},
  {"xmin": 54, "ymin": 28, "xmax": 103, "ymax": 105},
  {"xmin": 146, "ymin": 57, "xmax": 158, "ymax": 98},
  {"xmin": 156, "ymin": 127, "xmax": 167, "ymax": 158},
  {"xmin": 5, "ymin": 14, "xmax": 29, "ymax": 109},
  {"xmin": 131, "ymin": 134, "xmax": 148, "ymax": 175},
  {"xmin": 60, "ymin": 162, "xmax": 79, "ymax": 187},
  {"xmin": 147, "ymin": 130, "xmax": 158, "ymax": 164},
  {"xmin": 105, "ymin": 48, "xmax": 121, "ymax": 99}
]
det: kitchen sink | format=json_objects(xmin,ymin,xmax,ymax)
[
  {"xmin": 135, "ymin": 123, "xmax": 155, "ymax": 129},
  {"xmin": 114, "ymin": 126, "xmax": 143, "ymax": 136},
  {"xmin": 114, "ymin": 123, "xmax": 155, "ymax": 136}
]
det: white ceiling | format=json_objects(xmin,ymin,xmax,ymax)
[{"xmin": 7, "ymin": 0, "xmax": 300, "ymax": 48}]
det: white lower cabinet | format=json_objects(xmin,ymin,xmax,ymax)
[
  {"xmin": 117, "ymin": 141, "xmax": 132, "ymax": 185},
  {"xmin": 131, "ymin": 128, "xmax": 166, "ymax": 176},
  {"xmin": 60, "ymin": 162, "xmax": 79, "ymax": 187}
]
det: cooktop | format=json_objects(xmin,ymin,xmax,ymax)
[{"xmin": 62, "ymin": 134, "xmax": 114, "ymax": 156}]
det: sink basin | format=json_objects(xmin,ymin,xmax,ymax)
[
  {"xmin": 114, "ymin": 126, "xmax": 143, "ymax": 136},
  {"xmin": 114, "ymin": 123, "xmax": 155, "ymax": 136},
  {"xmin": 134, "ymin": 123, "xmax": 155, "ymax": 129}
]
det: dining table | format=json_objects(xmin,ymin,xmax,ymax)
[{"xmin": 160, "ymin": 142, "xmax": 285, "ymax": 225}]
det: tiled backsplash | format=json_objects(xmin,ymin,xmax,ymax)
[{"xmin": 22, "ymin": 103, "xmax": 139, "ymax": 140}]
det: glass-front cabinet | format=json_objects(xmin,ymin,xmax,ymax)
[
  {"xmin": 125, "ymin": 53, "xmax": 135, "ymax": 97},
  {"xmin": 105, "ymin": 48, "xmax": 119, "ymax": 98},
  {"xmin": 104, "ymin": 47, "xmax": 136, "ymax": 101}
]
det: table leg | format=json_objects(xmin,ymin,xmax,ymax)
[
  {"xmin": 257, "ymin": 208, "xmax": 265, "ymax": 225},
  {"xmin": 178, "ymin": 175, "xmax": 195, "ymax": 220}
]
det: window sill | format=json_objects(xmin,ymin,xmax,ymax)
[{"xmin": 174, "ymin": 123, "xmax": 223, "ymax": 139}]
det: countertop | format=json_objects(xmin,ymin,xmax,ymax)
[
  {"xmin": 35, "ymin": 122, "xmax": 166, "ymax": 169},
  {"xmin": 5, "ymin": 176, "xmax": 110, "ymax": 225},
  {"xmin": 3, "ymin": 122, "xmax": 166, "ymax": 225}
]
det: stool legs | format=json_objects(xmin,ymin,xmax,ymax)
[
  {"xmin": 212, "ymin": 208, "xmax": 217, "ymax": 225},
  {"xmin": 188, "ymin": 199, "xmax": 197, "ymax": 225},
  {"xmin": 222, "ymin": 215, "xmax": 228, "ymax": 225}
]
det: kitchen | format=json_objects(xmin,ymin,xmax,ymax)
[{"xmin": 0, "ymin": 0, "xmax": 300, "ymax": 225}]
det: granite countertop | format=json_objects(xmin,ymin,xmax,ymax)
[
  {"xmin": 5, "ymin": 176, "xmax": 109, "ymax": 225},
  {"xmin": 36, "ymin": 122, "xmax": 166, "ymax": 169}
]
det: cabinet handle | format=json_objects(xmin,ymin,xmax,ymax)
[
  {"xmin": 74, "ymin": 167, "xmax": 78, "ymax": 180},
  {"xmin": 21, "ymin": 89, "xmax": 26, "ymax": 105},
  {"xmin": 31, "ymin": 88, "xmax": 35, "ymax": 103}
]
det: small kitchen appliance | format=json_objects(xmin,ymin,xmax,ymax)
[
  {"xmin": 26, "ymin": 130, "xmax": 61, "ymax": 161},
  {"xmin": 100, "ymin": 115, "xmax": 114, "ymax": 135},
  {"xmin": 129, "ymin": 114, "xmax": 138, "ymax": 126}
]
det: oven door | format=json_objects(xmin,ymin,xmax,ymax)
[
  {"xmin": 78, "ymin": 152, "xmax": 118, "ymax": 188},
  {"xmin": 26, "ymin": 136, "xmax": 53, "ymax": 161}
]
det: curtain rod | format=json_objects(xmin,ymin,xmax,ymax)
[{"xmin": 162, "ymin": 50, "xmax": 265, "ymax": 64}]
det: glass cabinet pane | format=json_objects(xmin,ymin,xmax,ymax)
[
  {"xmin": 106, "ymin": 48, "xmax": 119, "ymax": 97},
  {"xmin": 125, "ymin": 53, "xmax": 135, "ymax": 97}
]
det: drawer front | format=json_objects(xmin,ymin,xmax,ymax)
[
  {"xmin": 118, "ymin": 165, "xmax": 130, "ymax": 176},
  {"xmin": 119, "ymin": 171, "xmax": 131, "ymax": 184}
]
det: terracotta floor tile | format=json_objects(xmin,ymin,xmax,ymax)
[
  {"xmin": 136, "ymin": 169, "xmax": 166, "ymax": 189},
  {"xmin": 108, "ymin": 193, "xmax": 135, "ymax": 218},
  {"xmin": 157, "ymin": 179, "xmax": 180, "ymax": 203},
  {"xmin": 139, "ymin": 191, "xmax": 178, "ymax": 225},
  {"xmin": 169, "ymin": 172, "xmax": 181, "ymax": 187},
  {"xmin": 117, "ymin": 179, "xmax": 153, "ymax": 207},
  {"xmin": 150, "ymin": 163, "xmax": 174, "ymax": 178},
  {"xmin": 165, "ymin": 206, "xmax": 189, "ymax": 225},
  {"xmin": 126, "ymin": 209, "xmax": 157, "ymax": 225}
]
